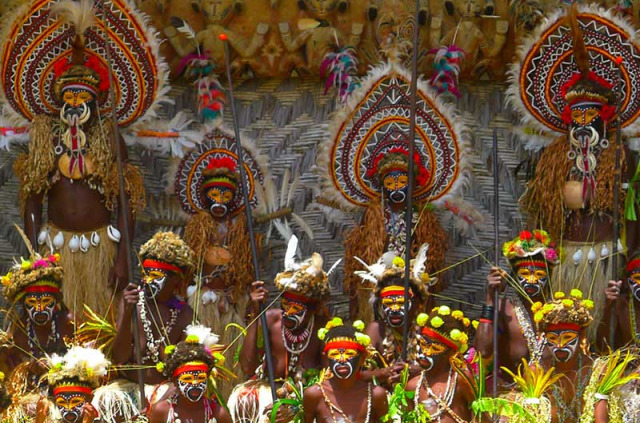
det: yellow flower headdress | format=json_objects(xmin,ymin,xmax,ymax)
[
  {"xmin": 317, "ymin": 317, "xmax": 371, "ymax": 354},
  {"xmin": 46, "ymin": 345, "xmax": 110, "ymax": 391},
  {"xmin": 416, "ymin": 306, "xmax": 477, "ymax": 354},
  {"xmin": 2, "ymin": 254, "xmax": 63, "ymax": 303},
  {"xmin": 502, "ymin": 229, "xmax": 562, "ymax": 265},
  {"xmin": 532, "ymin": 289, "xmax": 594, "ymax": 332}
]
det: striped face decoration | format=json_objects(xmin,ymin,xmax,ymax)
[
  {"xmin": 380, "ymin": 286, "xmax": 413, "ymax": 327},
  {"xmin": 174, "ymin": 362, "xmax": 209, "ymax": 402},
  {"xmin": 513, "ymin": 259, "xmax": 548, "ymax": 298},
  {"xmin": 627, "ymin": 258, "xmax": 640, "ymax": 302},
  {"xmin": 545, "ymin": 324, "xmax": 580, "ymax": 362},
  {"xmin": 142, "ymin": 260, "xmax": 183, "ymax": 298},
  {"xmin": 54, "ymin": 386, "xmax": 92, "ymax": 423}
]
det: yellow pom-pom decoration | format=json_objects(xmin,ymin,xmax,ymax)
[
  {"xmin": 164, "ymin": 345, "xmax": 176, "ymax": 356},
  {"xmin": 451, "ymin": 310, "xmax": 464, "ymax": 320},
  {"xmin": 156, "ymin": 362, "xmax": 165, "ymax": 373},
  {"xmin": 353, "ymin": 320, "xmax": 365, "ymax": 332},
  {"xmin": 570, "ymin": 289, "xmax": 583, "ymax": 299},
  {"xmin": 355, "ymin": 332, "xmax": 371, "ymax": 347},
  {"xmin": 554, "ymin": 291, "xmax": 565, "ymax": 299},
  {"xmin": 583, "ymin": 299, "xmax": 594, "ymax": 310},
  {"xmin": 534, "ymin": 311, "xmax": 544, "ymax": 323},
  {"xmin": 459, "ymin": 333, "xmax": 469, "ymax": 344},
  {"xmin": 185, "ymin": 335, "xmax": 199, "ymax": 344},
  {"xmin": 318, "ymin": 328, "xmax": 328, "ymax": 341},
  {"xmin": 531, "ymin": 302, "xmax": 543, "ymax": 313},
  {"xmin": 472, "ymin": 320, "xmax": 479, "ymax": 330},
  {"xmin": 562, "ymin": 299, "xmax": 574, "ymax": 308},
  {"xmin": 393, "ymin": 256, "xmax": 405, "ymax": 268},
  {"xmin": 430, "ymin": 316, "xmax": 444, "ymax": 328},
  {"xmin": 20, "ymin": 259, "xmax": 30, "ymax": 270},
  {"xmin": 416, "ymin": 313, "xmax": 429, "ymax": 327},
  {"xmin": 213, "ymin": 352, "xmax": 225, "ymax": 365},
  {"xmin": 450, "ymin": 329, "xmax": 462, "ymax": 341},
  {"xmin": 438, "ymin": 306, "xmax": 451, "ymax": 316},
  {"xmin": 462, "ymin": 318, "xmax": 470, "ymax": 327},
  {"xmin": 542, "ymin": 304, "xmax": 555, "ymax": 313},
  {"xmin": 326, "ymin": 317, "xmax": 343, "ymax": 330}
]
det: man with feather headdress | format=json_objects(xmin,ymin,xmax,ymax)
[
  {"xmin": 2, "ymin": 0, "xmax": 168, "ymax": 316},
  {"xmin": 229, "ymin": 235, "xmax": 331, "ymax": 423}
]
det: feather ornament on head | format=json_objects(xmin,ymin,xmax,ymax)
[
  {"xmin": 2, "ymin": 253, "xmax": 62, "ymax": 303},
  {"xmin": 184, "ymin": 324, "xmax": 220, "ymax": 349},
  {"xmin": 46, "ymin": 345, "xmax": 110, "ymax": 390},
  {"xmin": 274, "ymin": 235, "xmax": 332, "ymax": 302}
]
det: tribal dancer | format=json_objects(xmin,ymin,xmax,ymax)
[
  {"xmin": 0, "ymin": 252, "xmax": 73, "ymax": 385},
  {"xmin": 38, "ymin": 345, "xmax": 137, "ymax": 423},
  {"xmin": 406, "ymin": 306, "xmax": 476, "ymax": 423},
  {"xmin": 112, "ymin": 232, "xmax": 195, "ymax": 395},
  {"xmin": 303, "ymin": 318, "xmax": 388, "ymax": 423},
  {"xmin": 317, "ymin": 57, "xmax": 475, "ymax": 324},
  {"xmin": 230, "ymin": 235, "xmax": 330, "ymax": 423},
  {"xmin": 1, "ymin": 0, "xmax": 167, "ymax": 316},
  {"xmin": 475, "ymin": 230, "xmax": 560, "ymax": 375},
  {"xmin": 146, "ymin": 325, "xmax": 232, "ymax": 423},
  {"xmin": 508, "ymin": 3, "xmax": 640, "ymax": 339},
  {"xmin": 355, "ymin": 245, "xmax": 432, "ymax": 384},
  {"xmin": 175, "ymin": 129, "xmax": 270, "ymax": 398}
]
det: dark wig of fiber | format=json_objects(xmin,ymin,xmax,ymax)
[
  {"xmin": 324, "ymin": 325, "xmax": 357, "ymax": 344},
  {"xmin": 163, "ymin": 341, "xmax": 215, "ymax": 378}
]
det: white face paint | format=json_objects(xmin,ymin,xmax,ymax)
[
  {"xmin": 545, "ymin": 329, "xmax": 580, "ymax": 362},
  {"xmin": 142, "ymin": 268, "xmax": 168, "ymax": 299},
  {"xmin": 175, "ymin": 366, "xmax": 208, "ymax": 403},
  {"xmin": 326, "ymin": 347, "xmax": 361, "ymax": 380}
]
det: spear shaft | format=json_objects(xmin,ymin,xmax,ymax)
[
  {"xmin": 96, "ymin": 0, "xmax": 146, "ymax": 409},
  {"xmin": 401, "ymin": 0, "xmax": 422, "ymax": 361},
  {"xmin": 220, "ymin": 36, "xmax": 278, "ymax": 400},
  {"xmin": 492, "ymin": 128, "xmax": 499, "ymax": 400}
]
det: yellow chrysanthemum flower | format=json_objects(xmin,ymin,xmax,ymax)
[
  {"xmin": 438, "ymin": 306, "xmax": 451, "ymax": 316},
  {"xmin": 451, "ymin": 310, "xmax": 464, "ymax": 320},
  {"xmin": 583, "ymin": 299, "xmax": 594, "ymax": 310},
  {"xmin": 531, "ymin": 302, "xmax": 543, "ymax": 313},
  {"xmin": 554, "ymin": 291, "xmax": 565, "ymax": 299},
  {"xmin": 462, "ymin": 318, "xmax": 470, "ymax": 327},
  {"xmin": 450, "ymin": 329, "xmax": 462, "ymax": 341},
  {"xmin": 416, "ymin": 313, "xmax": 429, "ymax": 327},
  {"xmin": 562, "ymin": 299, "xmax": 574, "ymax": 308},
  {"xmin": 534, "ymin": 311, "xmax": 544, "ymax": 323},
  {"xmin": 570, "ymin": 289, "xmax": 583, "ymax": 299},
  {"xmin": 430, "ymin": 316, "xmax": 444, "ymax": 328},
  {"xmin": 393, "ymin": 257, "xmax": 405, "ymax": 268}
]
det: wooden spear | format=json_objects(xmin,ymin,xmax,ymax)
[
  {"xmin": 492, "ymin": 128, "xmax": 500, "ymax": 400},
  {"xmin": 219, "ymin": 33, "xmax": 278, "ymax": 400}
]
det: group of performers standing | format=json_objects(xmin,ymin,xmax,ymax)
[{"xmin": 0, "ymin": 0, "xmax": 639, "ymax": 422}]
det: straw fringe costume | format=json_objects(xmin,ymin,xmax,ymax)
[
  {"xmin": 507, "ymin": 4, "xmax": 640, "ymax": 339},
  {"xmin": 317, "ymin": 59, "xmax": 477, "ymax": 324},
  {"xmin": 1, "ymin": 0, "xmax": 168, "ymax": 316}
]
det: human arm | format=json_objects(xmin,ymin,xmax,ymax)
[
  {"xmin": 474, "ymin": 267, "xmax": 506, "ymax": 359},
  {"xmin": 24, "ymin": 192, "xmax": 44, "ymax": 247},
  {"xmin": 302, "ymin": 385, "xmax": 321, "ymax": 423},
  {"xmin": 594, "ymin": 399, "xmax": 609, "ymax": 423},
  {"xmin": 111, "ymin": 283, "xmax": 141, "ymax": 364},
  {"xmin": 214, "ymin": 401, "xmax": 232, "ymax": 423},
  {"xmin": 240, "ymin": 281, "xmax": 269, "ymax": 376},
  {"xmin": 371, "ymin": 386, "xmax": 389, "ymax": 422}
]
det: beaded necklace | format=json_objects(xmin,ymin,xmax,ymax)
[
  {"xmin": 319, "ymin": 382, "xmax": 372, "ymax": 423},
  {"xmin": 415, "ymin": 368, "xmax": 465, "ymax": 423},
  {"xmin": 282, "ymin": 315, "xmax": 314, "ymax": 377},
  {"xmin": 551, "ymin": 354, "xmax": 587, "ymax": 423},
  {"xmin": 512, "ymin": 295, "xmax": 544, "ymax": 363},
  {"xmin": 139, "ymin": 291, "xmax": 180, "ymax": 364},
  {"xmin": 166, "ymin": 393, "xmax": 216, "ymax": 423}
]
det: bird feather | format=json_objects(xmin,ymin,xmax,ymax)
[
  {"xmin": 290, "ymin": 213, "xmax": 314, "ymax": 240},
  {"xmin": 51, "ymin": 0, "xmax": 95, "ymax": 37},
  {"xmin": 412, "ymin": 243, "xmax": 429, "ymax": 280},
  {"xmin": 280, "ymin": 168, "xmax": 290, "ymax": 210},
  {"xmin": 284, "ymin": 234, "xmax": 299, "ymax": 271}
]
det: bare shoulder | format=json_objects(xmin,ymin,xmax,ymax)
[
  {"xmin": 266, "ymin": 308, "xmax": 282, "ymax": 323},
  {"xmin": 148, "ymin": 398, "xmax": 170, "ymax": 423},
  {"xmin": 372, "ymin": 385, "xmax": 388, "ymax": 401},
  {"xmin": 303, "ymin": 383, "xmax": 323, "ymax": 401},
  {"xmin": 405, "ymin": 375, "xmax": 420, "ymax": 392},
  {"xmin": 366, "ymin": 321, "xmax": 383, "ymax": 339}
]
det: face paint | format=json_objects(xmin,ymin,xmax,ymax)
[
  {"xmin": 627, "ymin": 259, "xmax": 640, "ymax": 302},
  {"xmin": 416, "ymin": 333, "xmax": 450, "ymax": 371},
  {"xmin": 204, "ymin": 185, "xmax": 235, "ymax": 218},
  {"xmin": 382, "ymin": 169, "xmax": 409, "ymax": 204},
  {"xmin": 570, "ymin": 104, "xmax": 605, "ymax": 140},
  {"xmin": 23, "ymin": 293, "xmax": 57, "ymax": 326},
  {"xmin": 545, "ymin": 329, "xmax": 580, "ymax": 362},
  {"xmin": 141, "ymin": 268, "xmax": 168, "ymax": 299},
  {"xmin": 175, "ymin": 363, "xmax": 209, "ymax": 402},
  {"xmin": 326, "ymin": 347, "xmax": 361, "ymax": 379},
  {"xmin": 281, "ymin": 297, "xmax": 309, "ymax": 330},
  {"xmin": 54, "ymin": 389, "xmax": 91, "ymax": 423},
  {"xmin": 380, "ymin": 287, "xmax": 412, "ymax": 328},
  {"xmin": 514, "ymin": 260, "xmax": 548, "ymax": 298},
  {"xmin": 60, "ymin": 88, "xmax": 94, "ymax": 127}
]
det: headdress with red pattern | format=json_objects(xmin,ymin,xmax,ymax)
[{"xmin": 366, "ymin": 146, "xmax": 431, "ymax": 187}]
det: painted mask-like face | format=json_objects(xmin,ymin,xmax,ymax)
[
  {"xmin": 54, "ymin": 387, "xmax": 91, "ymax": 423},
  {"xmin": 568, "ymin": 102, "xmax": 606, "ymax": 153},
  {"xmin": 416, "ymin": 334, "xmax": 449, "ymax": 371},
  {"xmin": 627, "ymin": 259, "xmax": 640, "ymax": 302},
  {"xmin": 175, "ymin": 362, "xmax": 209, "ymax": 402},
  {"xmin": 513, "ymin": 259, "xmax": 548, "ymax": 298},
  {"xmin": 203, "ymin": 179, "xmax": 236, "ymax": 218},
  {"xmin": 60, "ymin": 87, "xmax": 95, "ymax": 127},
  {"xmin": 23, "ymin": 292, "xmax": 58, "ymax": 326},
  {"xmin": 382, "ymin": 169, "xmax": 409, "ymax": 204},
  {"xmin": 141, "ymin": 259, "xmax": 183, "ymax": 299},
  {"xmin": 281, "ymin": 296, "xmax": 310, "ymax": 330},
  {"xmin": 545, "ymin": 327, "xmax": 580, "ymax": 363},
  {"xmin": 326, "ymin": 346, "xmax": 361, "ymax": 379},
  {"xmin": 380, "ymin": 286, "xmax": 412, "ymax": 328}
]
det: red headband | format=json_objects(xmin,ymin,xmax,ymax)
[
  {"xmin": 53, "ymin": 385, "xmax": 93, "ymax": 396},
  {"xmin": 172, "ymin": 363, "xmax": 210, "ymax": 378},
  {"xmin": 514, "ymin": 260, "xmax": 546, "ymax": 268},
  {"xmin": 23, "ymin": 285, "xmax": 60, "ymax": 294},
  {"xmin": 282, "ymin": 291, "xmax": 316, "ymax": 304},
  {"xmin": 420, "ymin": 327, "xmax": 459, "ymax": 351},
  {"xmin": 380, "ymin": 285, "xmax": 413, "ymax": 299},
  {"xmin": 142, "ymin": 259, "xmax": 183, "ymax": 275},
  {"xmin": 203, "ymin": 180, "xmax": 236, "ymax": 191},
  {"xmin": 546, "ymin": 322, "xmax": 581, "ymax": 332},
  {"xmin": 627, "ymin": 258, "xmax": 640, "ymax": 272},
  {"xmin": 323, "ymin": 340, "xmax": 366, "ymax": 354}
]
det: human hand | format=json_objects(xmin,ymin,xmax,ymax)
[
  {"xmin": 250, "ymin": 281, "xmax": 268, "ymax": 306},
  {"xmin": 486, "ymin": 267, "xmax": 507, "ymax": 304},
  {"xmin": 123, "ymin": 283, "xmax": 142, "ymax": 309},
  {"xmin": 604, "ymin": 280, "xmax": 623, "ymax": 302}
]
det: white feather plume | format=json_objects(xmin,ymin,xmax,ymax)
[
  {"xmin": 353, "ymin": 256, "xmax": 386, "ymax": 285},
  {"xmin": 280, "ymin": 168, "xmax": 290, "ymax": 209},
  {"xmin": 51, "ymin": 0, "xmax": 96, "ymax": 37},
  {"xmin": 326, "ymin": 258, "xmax": 342, "ymax": 277},
  {"xmin": 284, "ymin": 234, "xmax": 300, "ymax": 271},
  {"xmin": 412, "ymin": 243, "xmax": 429, "ymax": 280},
  {"xmin": 61, "ymin": 346, "xmax": 110, "ymax": 379},
  {"xmin": 185, "ymin": 324, "xmax": 220, "ymax": 348}
]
